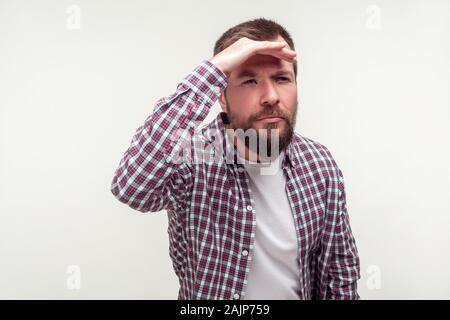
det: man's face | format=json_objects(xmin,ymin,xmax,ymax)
[{"xmin": 218, "ymin": 36, "xmax": 298, "ymax": 157}]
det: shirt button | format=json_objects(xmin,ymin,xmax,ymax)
[
  {"xmin": 246, "ymin": 205, "xmax": 253, "ymax": 211},
  {"xmin": 213, "ymin": 86, "xmax": 221, "ymax": 94},
  {"xmin": 233, "ymin": 293, "xmax": 240, "ymax": 300},
  {"xmin": 242, "ymin": 250, "xmax": 248, "ymax": 257}
]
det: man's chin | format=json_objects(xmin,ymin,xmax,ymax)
[{"xmin": 253, "ymin": 125, "xmax": 286, "ymax": 138}]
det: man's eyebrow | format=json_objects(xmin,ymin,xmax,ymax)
[
  {"xmin": 235, "ymin": 70, "xmax": 258, "ymax": 79},
  {"xmin": 235, "ymin": 69, "xmax": 294, "ymax": 79},
  {"xmin": 272, "ymin": 70, "xmax": 294, "ymax": 78}
]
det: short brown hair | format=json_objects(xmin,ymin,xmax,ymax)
[{"xmin": 213, "ymin": 18, "xmax": 297, "ymax": 79}]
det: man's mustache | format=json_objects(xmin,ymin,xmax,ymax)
[{"xmin": 251, "ymin": 109, "xmax": 290, "ymax": 123}]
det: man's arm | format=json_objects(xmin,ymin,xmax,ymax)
[
  {"xmin": 326, "ymin": 169, "xmax": 361, "ymax": 299},
  {"xmin": 110, "ymin": 38, "xmax": 297, "ymax": 213},
  {"xmin": 110, "ymin": 60, "xmax": 227, "ymax": 213}
]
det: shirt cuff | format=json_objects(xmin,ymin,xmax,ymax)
[{"xmin": 180, "ymin": 59, "xmax": 228, "ymax": 106}]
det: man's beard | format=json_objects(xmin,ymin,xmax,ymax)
[{"xmin": 225, "ymin": 97, "xmax": 297, "ymax": 161}]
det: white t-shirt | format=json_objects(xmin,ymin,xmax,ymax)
[{"xmin": 237, "ymin": 150, "xmax": 302, "ymax": 300}]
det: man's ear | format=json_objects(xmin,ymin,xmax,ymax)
[{"xmin": 218, "ymin": 90, "xmax": 227, "ymax": 113}]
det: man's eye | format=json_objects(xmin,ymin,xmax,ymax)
[
  {"xmin": 278, "ymin": 77, "xmax": 291, "ymax": 82},
  {"xmin": 243, "ymin": 79, "xmax": 257, "ymax": 85}
]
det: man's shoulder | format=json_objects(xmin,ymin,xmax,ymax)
[{"xmin": 289, "ymin": 132, "xmax": 341, "ymax": 174}]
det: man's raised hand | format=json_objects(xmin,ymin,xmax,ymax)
[{"xmin": 209, "ymin": 37, "xmax": 296, "ymax": 77}]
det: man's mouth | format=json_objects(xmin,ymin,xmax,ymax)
[{"xmin": 256, "ymin": 116, "xmax": 285, "ymax": 123}]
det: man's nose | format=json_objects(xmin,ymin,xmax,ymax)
[{"xmin": 260, "ymin": 81, "xmax": 280, "ymax": 107}]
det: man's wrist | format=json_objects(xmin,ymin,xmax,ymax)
[{"xmin": 208, "ymin": 57, "xmax": 227, "ymax": 77}]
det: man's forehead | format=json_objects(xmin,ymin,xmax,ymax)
[
  {"xmin": 234, "ymin": 64, "xmax": 293, "ymax": 79},
  {"xmin": 232, "ymin": 54, "xmax": 293, "ymax": 78},
  {"xmin": 243, "ymin": 53, "xmax": 283, "ymax": 67}
]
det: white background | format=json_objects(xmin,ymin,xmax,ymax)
[{"xmin": 1, "ymin": 0, "xmax": 449, "ymax": 299}]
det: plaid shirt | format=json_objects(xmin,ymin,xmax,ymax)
[{"xmin": 111, "ymin": 60, "xmax": 360, "ymax": 300}]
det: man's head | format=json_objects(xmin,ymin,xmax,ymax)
[{"xmin": 214, "ymin": 18, "xmax": 298, "ymax": 158}]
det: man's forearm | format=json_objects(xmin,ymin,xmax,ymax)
[{"xmin": 110, "ymin": 60, "xmax": 227, "ymax": 212}]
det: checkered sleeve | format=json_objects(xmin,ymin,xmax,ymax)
[
  {"xmin": 326, "ymin": 169, "xmax": 361, "ymax": 300},
  {"xmin": 110, "ymin": 60, "xmax": 227, "ymax": 213}
]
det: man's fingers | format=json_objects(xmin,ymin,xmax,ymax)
[
  {"xmin": 284, "ymin": 48, "xmax": 297, "ymax": 61},
  {"xmin": 271, "ymin": 51, "xmax": 297, "ymax": 63},
  {"xmin": 208, "ymin": 38, "xmax": 296, "ymax": 76},
  {"xmin": 253, "ymin": 40, "xmax": 285, "ymax": 53},
  {"xmin": 256, "ymin": 41, "xmax": 296, "ymax": 55},
  {"xmin": 264, "ymin": 40, "xmax": 287, "ymax": 48},
  {"xmin": 256, "ymin": 44, "xmax": 297, "ymax": 62}
]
